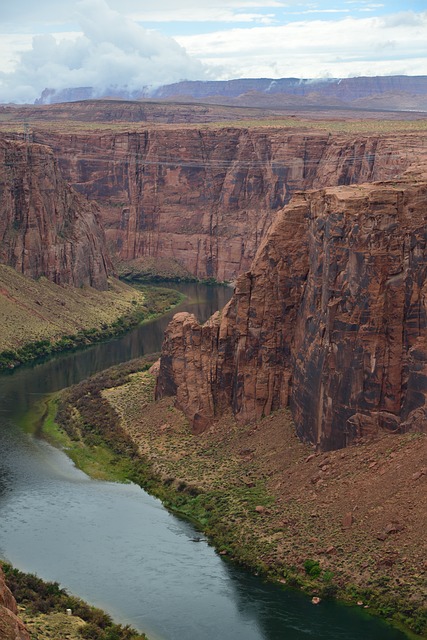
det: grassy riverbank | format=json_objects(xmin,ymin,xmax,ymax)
[
  {"xmin": 31, "ymin": 361, "xmax": 427, "ymax": 639},
  {"xmin": 1, "ymin": 562, "xmax": 147, "ymax": 640},
  {"xmin": 116, "ymin": 256, "xmax": 197, "ymax": 283},
  {"xmin": 116, "ymin": 256, "xmax": 230, "ymax": 286},
  {"xmin": 0, "ymin": 264, "xmax": 182, "ymax": 370}
]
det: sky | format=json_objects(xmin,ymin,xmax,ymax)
[{"xmin": 0, "ymin": 0, "xmax": 426, "ymax": 103}]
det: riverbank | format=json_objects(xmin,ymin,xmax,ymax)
[
  {"xmin": 39, "ymin": 363, "xmax": 427, "ymax": 638},
  {"xmin": 1, "ymin": 562, "xmax": 147, "ymax": 640},
  {"xmin": 0, "ymin": 264, "xmax": 182, "ymax": 369},
  {"xmin": 116, "ymin": 256, "xmax": 232, "ymax": 286}
]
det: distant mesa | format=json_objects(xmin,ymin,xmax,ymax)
[{"xmin": 34, "ymin": 75, "xmax": 427, "ymax": 112}]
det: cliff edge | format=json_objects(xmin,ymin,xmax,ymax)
[
  {"xmin": 0, "ymin": 138, "xmax": 111, "ymax": 290},
  {"xmin": 34, "ymin": 127, "xmax": 425, "ymax": 282},
  {"xmin": 157, "ymin": 168, "xmax": 427, "ymax": 449}
]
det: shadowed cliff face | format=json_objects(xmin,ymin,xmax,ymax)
[
  {"xmin": 0, "ymin": 139, "xmax": 111, "ymax": 290},
  {"xmin": 33, "ymin": 128, "xmax": 421, "ymax": 282},
  {"xmin": 156, "ymin": 170, "xmax": 427, "ymax": 449}
]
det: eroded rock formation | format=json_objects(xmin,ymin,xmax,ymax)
[
  {"xmin": 34, "ymin": 127, "xmax": 424, "ymax": 281},
  {"xmin": 156, "ymin": 169, "xmax": 427, "ymax": 449},
  {"xmin": 0, "ymin": 138, "xmax": 111, "ymax": 289},
  {"xmin": 0, "ymin": 567, "xmax": 30, "ymax": 640}
]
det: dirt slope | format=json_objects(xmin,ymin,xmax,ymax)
[
  {"xmin": 102, "ymin": 370, "xmax": 427, "ymax": 633},
  {"xmin": 0, "ymin": 264, "xmax": 145, "ymax": 352}
]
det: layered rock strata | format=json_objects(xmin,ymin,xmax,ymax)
[
  {"xmin": 0, "ymin": 138, "xmax": 111, "ymax": 289},
  {"xmin": 156, "ymin": 170, "xmax": 427, "ymax": 449},
  {"xmin": 34, "ymin": 75, "xmax": 427, "ymax": 109},
  {"xmin": 0, "ymin": 567, "xmax": 30, "ymax": 640},
  {"xmin": 33, "ymin": 128, "xmax": 425, "ymax": 281}
]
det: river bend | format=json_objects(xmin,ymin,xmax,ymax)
[{"xmin": 0, "ymin": 283, "xmax": 408, "ymax": 640}]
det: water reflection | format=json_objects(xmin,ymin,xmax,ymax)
[
  {"xmin": 221, "ymin": 561, "xmax": 407, "ymax": 640},
  {"xmin": 0, "ymin": 468, "xmax": 10, "ymax": 500}
]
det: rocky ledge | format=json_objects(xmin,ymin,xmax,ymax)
[{"xmin": 156, "ymin": 168, "xmax": 427, "ymax": 449}]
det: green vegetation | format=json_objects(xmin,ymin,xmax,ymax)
[
  {"xmin": 343, "ymin": 582, "xmax": 427, "ymax": 639},
  {"xmin": 1, "ymin": 562, "xmax": 147, "ymax": 640},
  {"xmin": 25, "ymin": 355, "xmax": 158, "ymax": 482},
  {"xmin": 122, "ymin": 273, "xmax": 198, "ymax": 284},
  {"xmin": 303, "ymin": 559, "xmax": 322, "ymax": 578},
  {"xmin": 116, "ymin": 256, "xmax": 197, "ymax": 283},
  {"xmin": 30, "ymin": 360, "xmax": 280, "ymax": 575},
  {"xmin": 0, "ymin": 285, "xmax": 183, "ymax": 371},
  {"xmin": 116, "ymin": 256, "xmax": 231, "ymax": 286},
  {"xmin": 28, "ymin": 361, "xmax": 426, "ymax": 639}
]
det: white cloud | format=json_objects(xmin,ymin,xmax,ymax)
[
  {"xmin": 382, "ymin": 11, "xmax": 424, "ymax": 27},
  {"xmin": 129, "ymin": 8, "xmax": 277, "ymax": 23},
  {"xmin": 0, "ymin": 34, "xmax": 33, "ymax": 72},
  {"xmin": 285, "ymin": 9, "xmax": 351, "ymax": 14},
  {"xmin": 176, "ymin": 12, "xmax": 427, "ymax": 79},
  {"xmin": 0, "ymin": 0, "xmax": 286, "ymax": 27},
  {"xmin": 0, "ymin": 0, "xmax": 206, "ymax": 103},
  {"xmin": 0, "ymin": 2, "xmax": 426, "ymax": 103}
]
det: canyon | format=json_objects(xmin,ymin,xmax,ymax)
[
  {"xmin": 29, "ymin": 124, "xmax": 427, "ymax": 282},
  {"xmin": 1, "ymin": 104, "xmax": 427, "ymax": 449},
  {"xmin": 0, "ymin": 101, "xmax": 426, "ymax": 636}
]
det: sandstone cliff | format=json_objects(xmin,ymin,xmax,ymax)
[
  {"xmin": 0, "ymin": 567, "xmax": 30, "ymax": 640},
  {"xmin": 156, "ymin": 169, "xmax": 427, "ymax": 449},
  {"xmin": 0, "ymin": 138, "xmax": 111, "ymax": 289},
  {"xmin": 34, "ymin": 127, "xmax": 424, "ymax": 282}
]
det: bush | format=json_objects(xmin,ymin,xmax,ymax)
[
  {"xmin": 303, "ymin": 559, "xmax": 322, "ymax": 578},
  {"xmin": 1, "ymin": 563, "xmax": 147, "ymax": 640}
]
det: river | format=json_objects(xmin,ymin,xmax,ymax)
[{"xmin": 0, "ymin": 283, "xmax": 409, "ymax": 640}]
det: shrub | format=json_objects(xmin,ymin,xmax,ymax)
[{"xmin": 303, "ymin": 559, "xmax": 322, "ymax": 578}]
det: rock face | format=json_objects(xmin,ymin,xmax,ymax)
[
  {"xmin": 0, "ymin": 567, "xmax": 30, "ymax": 640},
  {"xmin": 156, "ymin": 170, "xmax": 427, "ymax": 449},
  {"xmin": 0, "ymin": 138, "xmax": 111, "ymax": 289},
  {"xmin": 34, "ymin": 128, "xmax": 422, "ymax": 281}
]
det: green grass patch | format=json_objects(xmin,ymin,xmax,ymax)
[
  {"xmin": 22, "ymin": 394, "xmax": 131, "ymax": 482},
  {"xmin": 22, "ymin": 356, "xmax": 159, "ymax": 483}
]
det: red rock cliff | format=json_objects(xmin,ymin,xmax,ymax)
[
  {"xmin": 0, "ymin": 567, "xmax": 30, "ymax": 640},
  {"xmin": 33, "ymin": 128, "xmax": 422, "ymax": 281},
  {"xmin": 156, "ymin": 169, "xmax": 427, "ymax": 449},
  {"xmin": 0, "ymin": 138, "xmax": 111, "ymax": 289}
]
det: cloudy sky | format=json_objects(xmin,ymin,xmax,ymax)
[{"xmin": 0, "ymin": 0, "xmax": 426, "ymax": 103}]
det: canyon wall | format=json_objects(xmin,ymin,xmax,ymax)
[
  {"xmin": 156, "ymin": 169, "xmax": 427, "ymax": 449},
  {"xmin": 0, "ymin": 567, "xmax": 30, "ymax": 640},
  {"xmin": 34, "ymin": 127, "xmax": 422, "ymax": 281},
  {"xmin": 0, "ymin": 138, "xmax": 111, "ymax": 289}
]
